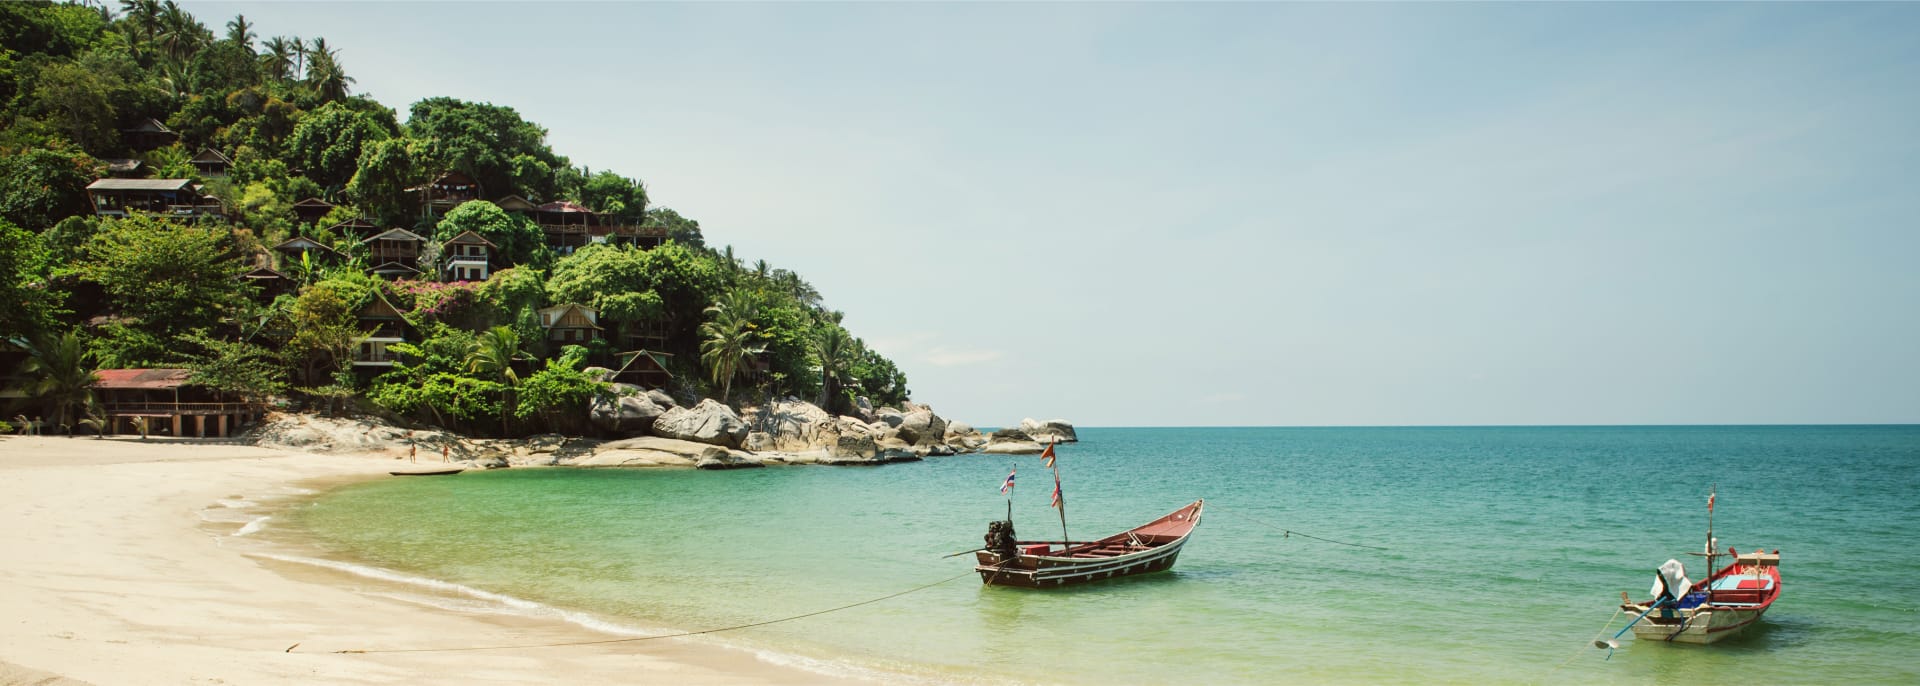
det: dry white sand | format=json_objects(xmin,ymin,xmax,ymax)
[{"xmin": 0, "ymin": 437, "xmax": 857, "ymax": 685}]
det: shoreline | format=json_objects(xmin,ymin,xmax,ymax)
[{"xmin": 0, "ymin": 436, "xmax": 864, "ymax": 685}]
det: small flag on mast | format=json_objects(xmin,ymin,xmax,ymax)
[
  {"xmin": 1001, "ymin": 467, "xmax": 1016, "ymax": 495},
  {"xmin": 1040, "ymin": 440, "xmax": 1056, "ymax": 469},
  {"xmin": 1707, "ymin": 492, "xmax": 1715, "ymax": 511},
  {"xmin": 1049, "ymin": 479, "xmax": 1063, "ymax": 509}
]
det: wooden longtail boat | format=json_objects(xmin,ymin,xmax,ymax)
[
  {"xmin": 388, "ymin": 468, "xmax": 464, "ymax": 477},
  {"xmin": 1611, "ymin": 488, "xmax": 1781, "ymax": 646},
  {"xmin": 1620, "ymin": 549, "xmax": 1781, "ymax": 644},
  {"xmin": 975, "ymin": 500, "xmax": 1203, "ymax": 588}
]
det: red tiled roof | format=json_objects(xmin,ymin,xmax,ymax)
[{"xmin": 93, "ymin": 369, "xmax": 193, "ymax": 389}]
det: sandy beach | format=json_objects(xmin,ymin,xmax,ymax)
[{"xmin": 0, "ymin": 437, "xmax": 852, "ymax": 685}]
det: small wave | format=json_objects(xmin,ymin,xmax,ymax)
[
  {"xmin": 251, "ymin": 553, "xmax": 927, "ymax": 683},
  {"xmin": 216, "ymin": 498, "xmax": 255, "ymax": 509},
  {"xmin": 252, "ymin": 552, "xmax": 671, "ymax": 638},
  {"xmin": 232, "ymin": 516, "xmax": 271, "ymax": 537}
]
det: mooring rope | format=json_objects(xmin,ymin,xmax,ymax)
[
  {"xmin": 304, "ymin": 570, "xmax": 976, "ymax": 655},
  {"xmin": 1536, "ymin": 605, "xmax": 1625, "ymax": 681},
  {"xmin": 1217, "ymin": 506, "xmax": 1390, "ymax": 551}
]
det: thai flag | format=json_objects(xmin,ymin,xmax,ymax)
[
  {"xmin": 1001, "ymin": 468, "xmax": 1016, "ymax": 494},
  {"xmin": 1040, "ymin": 441, "xmax": 1056, "ymax": 470},
  {"xmin": 1050, "ymin": 479, "xmax": 1063, "ymax": 509}
]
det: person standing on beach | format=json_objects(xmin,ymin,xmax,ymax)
[
  {"xmin": 410, "ymin": 444, "xmax": 417, "ymax": 462},
  {"xmin": 442, "ymin": 444, "xmax": 450, "ymax": 462}
]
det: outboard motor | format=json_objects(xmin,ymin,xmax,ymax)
[{"xmin": 984, "ymin": 520, "xmax": 1020, "ymax": 560}]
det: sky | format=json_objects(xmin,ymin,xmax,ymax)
[{"xmin": 184, "ymin": 1, "xmax": 1920, "ymax": 427}]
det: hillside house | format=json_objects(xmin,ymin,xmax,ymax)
[
  {"xmin": 93, "ymin": 368, "xmax": 259, "ymax": 438},
  {"xmin": 537, "ymin": 304, "xmax": 602, "ymax": 344},
  {"xmin": 292, "ymin": 197, "xmax": 335, "ymax": 225},
  {"xmin": 239, "ymin": 266, "xmax": 295, "ymax": 300},
  {"xmin": 85, "ymin": 179, "xmax": 223, "ymax": 218},
  {"xmin": 353, "ymin": 293, "xmax": 410, "ymax": 369},
  {"xmin": 189, "ymin": 148, "xmax": 232, "ymax": 177},
  {"xmin": 441, "ymin": 231, "xmax": 495, "ymax": 282},
  {"xmin": 363, "ymin": 228, "xmax": 427, "ymax": 278},
  {"xmin": 272, "ymin": 236, "xmax": 343, "ymax": 267},
  {"xmin": 121, "ymin": 118, "xmax": 178, "ymax": 151},
  {"xmin": 413, "ymin": 171, "xmax": 482, "ymax": 215},
  {"xmin": 322, "ymin": 217, "xmax": 380, "ymax": 240}
]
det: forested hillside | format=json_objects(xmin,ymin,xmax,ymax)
[{"xmin": 0, "ymin": 0, "xmax": 908, "ymax": 437}]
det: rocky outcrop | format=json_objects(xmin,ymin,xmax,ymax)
[
  {"xmin": 745, "ymin": 399, "xmax": 833, "ymax": 452},
  {"xmin": 874, "ymin": 407, "xmax": 905, "ymax": 428},
  {"xmin": 589, "ymin": 384, "xmax": 672, "ymax": 436},
  {"xmin": 896, "ymin": 410, "xmax": 948, "ymax": 447},
  {"xmin": 247, "ymin": 413, "xmax": 463, "ymax": 456},
  {"xmin": 1019, "ymin": 418, "xmax": 1078, "ymax": 443},
  {"xmin": 652, "ymin": 399, "xmax": 749, "ymax": 448},
  {"xmin": 578, "ymin": 436, "xmax": 730, "ymax": 467},
  {"xmin": 982, "ymin": 440, "xmax": 1044, "ymax": 455}
]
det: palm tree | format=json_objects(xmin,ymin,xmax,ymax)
[
  {"xmin": 304, "ymin": 37, "xmax": 355, "ymax": 101},
  {"xmin": 17, "ymin": 330, "xmax": 99, "ymax": 436},
  {"xmin": 261, "ymin": 36, "xmax": 295, "ymax": 81},
  {"xmin": 289, "ymin": 34, "xmax": 307, "ymax": 79},
  {"xmin": 699, "ymin": 289, "xmax": 764, "ymax": 404},
  {"xmin": 225, "ymin": 14, "xmax": 255, "ymax": 51},
  {"xmin": 812, "ymin": 326, "xmax": 856, "ymax": 414},
  {"xmin": 465, "ymin": 325, "xmax": 524, "ymax": 435}
]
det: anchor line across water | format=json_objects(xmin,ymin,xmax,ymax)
[
  {"xmin": 1216, "ymin": 506, "xmax": 1391, "ymax": 551},
  {"xmin": 304, "ymin": 570, "xmax": 976, "ymax": 655}
]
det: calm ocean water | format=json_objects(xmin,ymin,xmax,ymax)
[{"xmin": 283, "ymin": 426, "xmax": 1920, "ymax": 683}]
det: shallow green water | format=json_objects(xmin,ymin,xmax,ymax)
[{"xmin": 285, "ymin": 426, "xmax": 1920, "ymax": 683}]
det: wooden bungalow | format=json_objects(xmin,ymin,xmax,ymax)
[
  {"xmin": 93, "ymin": 368, "xmax": 259, "ymax": 438},
  {"xmin": 537, "ymin": 303, "xmax": 602, "ymax": 345},
  {"xmin": 612, "ymin": 349, "xmax": 674, "ymax": 389},
  {"xmin": 411, "ymin": 171, "xmax": 483, "ymax": 215},
  {"xmin": 121, "ymin": 118, "xmax": 178, "ymax": 151},
  {"xmin": 189, "ymin": 148, "xmax": 232, "ymax": 177},
  {"xmin": 361, "ymin": 228, "xmax": 428, "ymax": 276},
  {"xmin": 535, "ymin": 201, "xmax": 597, "ymax": 253},
  {"xmin": 292, "ymin": 197, "xmax": 335, "ymax": 225},
  {"xmin": 239, "ymin": 266, "xmax": 296, "ymax": 300},
  {"xmin": 272, "ymin": 236, "xmax": 344, "ymax": 267},
  {"xmin": 495, "ymin": 194, "xmax": 539, "ymax": 215},
  {"xmin": 441, "ymin": 230, "xmax": 495, "ymax": 282},
  {"xmin": 85, "ymin": 178, "xmax": 223, "ymax": 218},
  {"xmin": 353, "ymin": 292, "xmax": 411, "ymax": 369},
  {"xmin": 321, "ymin": 217, "xmax": 380, "ymax": 241}
]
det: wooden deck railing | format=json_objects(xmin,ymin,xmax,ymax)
[{"xmin": 102, "ymin": 401, "xmax": 257, "ymax": 415}]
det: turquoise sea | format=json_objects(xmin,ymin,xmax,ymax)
[{"xmin": 282, "ymin": 426, "xmax": 1920, "ymax": 683}]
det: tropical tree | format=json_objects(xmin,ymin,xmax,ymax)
[
  {"xmin": 223, "ymin": 14, "xmax": 254, "ymax": 50},
  {"xmin": 303, "ymin": 36, "xmax": 353, "ymax": 102},
  {"xmin": 699, "ymin": 289, "xmax": 764, "ymax": 403},
  {"xmin": 0, "ymin": 149, "xmax": 95, "ymax": 233},
  {"xmin": 260, "ymin": 36, "xmax": 295, "ymax": 81},
  {"xmin": 15, "ymin": 329, "xmax": 98, "ymax": 434},
  {"xmin": 812, "ymin": 325, "xmax": 856, "ymax": 414},
  {"xmin": 465, "ymin": 325, "xmax": 525, "ymax": 435},
  {"xmin": 0, "ymin": 219, "xmax": 56, "ymax": 343},
  {"xmin": 288, "ymin": 100, "xmax": 390, "ymax": 189}
]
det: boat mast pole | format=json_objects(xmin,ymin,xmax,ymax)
[
  {"xmin": 1705, "ymin": 484, "xmax": 1717, "ymax": 587},
  {"xmin": 1052, "ymin": 440, "xmax": 1069, "ymax": 546}
]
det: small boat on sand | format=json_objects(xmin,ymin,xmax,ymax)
[
  {"xmin": 1612, "ymin": 488, "xmax": 1781, "ymax": 645},
  {"xmin": 389, "ymin": 468, "xmax": 464, "ymax": 477},
  {"xmin": 975, "ymin": 500, "xmax": 1203, "ymax": 588}
]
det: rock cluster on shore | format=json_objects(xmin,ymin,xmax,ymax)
[{"xmin": 243, "ymin": 400, "xmax": 1073, "ymax": 472}]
